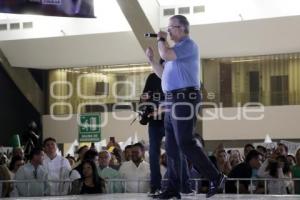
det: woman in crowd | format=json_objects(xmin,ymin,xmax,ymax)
[
  {"xmin": 216, "ymin": 149, "xmax": 232, "ymax": 176},
  {"xmin": 266, "ymin": 158, "xmax": 289, "ymax": 194},
  {"xmin": 74, "ymin": 149, "xmax": 99, "ymax": 177},
  {"xmin": 74, "ymin": 145, "xmax": 89, "ymax": 168},
  {"xmin": 71, "ymin": 159, "xmax": 105, "ymax": 194},
  {"xmin": 66, "ymin": 155, "xmax": 76, "ymax": 168},
  {"xmin": 8, "ymin": 155, "xmax": 24, "ymax": 178},
  {"xmin": 229, "ymin": 150, "xmax": 243, "ymax": 168},
  {"xmin": 292, "ymin": 149, "xmax": 300, "ymax": 194},
  {"xmin": 287, "ymin": 154, "xmax": 296, "ymax": 168},
  {"xmin": 259, "ymin": 155, "xmax": 293, "ymax": 194}
]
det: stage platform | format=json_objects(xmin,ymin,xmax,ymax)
[{"xmin": 6, "ymin": 193, "xmax": 300, "ymax": 200}]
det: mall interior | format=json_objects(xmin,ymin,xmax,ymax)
[{"xmin": 1, "ymin": 0, "xmax": 300, "ymax": 199}]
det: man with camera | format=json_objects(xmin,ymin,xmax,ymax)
[
  {"xmin": 140, "ymin": 72, "xmax": 165, "ymax": 196},
  {"xmin": 140, "ymin": 72, "xmax": 193, "ymax": 197}
]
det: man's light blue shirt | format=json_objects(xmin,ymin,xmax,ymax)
[
  {"xmin": 162, "ymin": 36, "xmax": 200, "ymax": 92},
  {"xmin": 98, "ymin": 166, "xmax": 123, "ymax": 193}
]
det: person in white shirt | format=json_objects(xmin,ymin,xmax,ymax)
[
  {"xmin": 119, "ymin": 143, "xmax": 150, "ymax": 193},
  {"xmin": 258, "ymin": 155, "xmax": 293, "ymax": 194},
  {"xmin": 11, "ymin": 148, "xmax": 49, "ymax": 197},
  {"xmin": 42, "ymin": 137, "xmax": 72, "ymax": 196}
]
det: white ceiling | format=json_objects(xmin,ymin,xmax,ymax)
[
  {"xmin": 0, "ymin": 15, "xmax": 300, "ymax": 69},
  {"xmin": 0, "ymin": 31, "xmax": 146, "ymax": 69},
  {"xmin": 191, "ymin": 15, "xmax": 300, "ymax": 58}
]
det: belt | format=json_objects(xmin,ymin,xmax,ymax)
[{"xmin": 167, "ymin": 87, "xmax": 199, "ymax": 94}]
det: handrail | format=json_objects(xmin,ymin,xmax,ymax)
[{"xmin": 2, "ymin": 177, "xmax": 300, "ymax": 183}]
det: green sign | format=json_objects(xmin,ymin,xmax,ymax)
[{"xmin": 79, "ymin": 113, "xmax": 101, "ymax": 142}]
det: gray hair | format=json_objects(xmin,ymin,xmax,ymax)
[
  {"xmin": 99, "ymin": 150, "xmax": 111, "ymax": 160},
  {"xmin": 170, "ymin": 15, "xmax": 190, "ymax": 34}
]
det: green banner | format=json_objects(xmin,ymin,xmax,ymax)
[{"xmin": 79, "ymin": 113, "xmax": 101, "ymax": 142}]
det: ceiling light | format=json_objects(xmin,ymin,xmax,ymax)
[{"xmin": 231, "ymin": 58, "xmax": 261, "ymax": 63}]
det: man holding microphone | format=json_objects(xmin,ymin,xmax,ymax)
[{"xmin": 145, "ymin": 15, "xmax": 225, "ymax": 199}]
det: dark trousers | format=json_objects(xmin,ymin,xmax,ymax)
[
  {"xmin": 162, "ymin": 153, "xmax": 192, "ymax": 193},
  {"xmin": 148, "ymin": 120, "xmax": 165, "ymax": 191},
  {"xmin": 164, "ymin": 90, "xmax": 219, "ymax": 191},
  {"xmin": 149, "ymin": 121, "xmax": 191, "ymax": 192}
]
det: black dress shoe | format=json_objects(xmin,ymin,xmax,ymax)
[
  {"xmin": 206, "ymin": 173, "xmax": 226, "ymax": 198},
  {"xmin": 181, "ymin": 188, "xmax": 195, "ymax": 196},
  {"xmin": 153, "ymin": 190, "xmax": 181, "ymax": 199},
  {"xmin": 148, "ymin": 188, "xmax": 161, "ymax": 197}
]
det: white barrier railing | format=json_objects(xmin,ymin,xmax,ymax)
[{"xmin": 1, "ymin": 178, "xmax": 300, "ymax": 196}]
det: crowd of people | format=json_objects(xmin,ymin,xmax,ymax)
[{"xmin": 0, "ymin": 136, "xmax": 300, "ymax": 197}]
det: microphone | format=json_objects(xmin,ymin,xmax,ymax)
[{"xmin": 144, "ymin": 33, "xmax": 158, "ymax": 38}]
